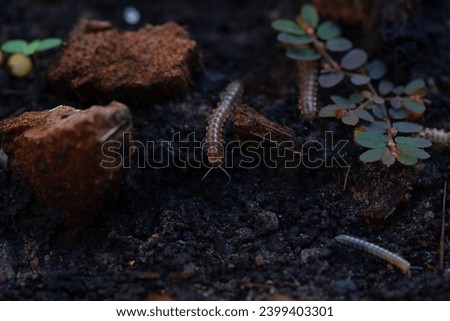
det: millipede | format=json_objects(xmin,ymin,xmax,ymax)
[
  {"xmin": 297, "ymin": 60, "xmax": 318, "ymax": 121},
  {"xmin": 334, "ymin": 234, "xmax": 411, "ymax": 274},
  {"xmin": 203, "ymin": 80, "xmax": 244, "ymax": 183},
  {"xmin": 418, "ymin": 127, "xmax": 450, "ymax": 149}
]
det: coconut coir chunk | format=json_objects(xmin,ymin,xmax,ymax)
[
  {"xmin": 48, "ymin": 20, "xmax": 201, "ymax": 103},
  {"xmin": 0, "ymin": 101, "xmax": 132, "ymax": 226}
]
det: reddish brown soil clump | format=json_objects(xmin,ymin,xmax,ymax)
[
  {"xmin": 48, "ymin": 20, "xmax": 201, "ymax": 103},
  {"xmin": 0, "ymin": 101, "xmax": 132, "ymax": 226}
]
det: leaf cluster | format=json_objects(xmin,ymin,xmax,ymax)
[{"xmin": 1, "ymin": 38, "xmax": 62, "ymax": 56}]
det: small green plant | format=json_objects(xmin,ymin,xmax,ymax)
[
  {"xmin": 0, "ymin": 38, "xmax": 62, "ymax": 77},
  {"xmin": 272, "ymin": 3, "xmax": 431, "ymax": 166}
]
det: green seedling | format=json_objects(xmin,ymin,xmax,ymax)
[
  {"xmin": 272, "ymin": 3, "xmax": 431, "ymax": 166},
  {"xmin": 1, "ymin": 38, "xmax": 62, "ymax": 77}
]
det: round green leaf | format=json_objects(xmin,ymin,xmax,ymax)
[
  {"xmin": 378, "ymin": 80, "xmax": 394, "ymax": 96},
  {"xmin": 349, "ymin": 93, "xmax": 364, "ymax": 104},
  {"xmin": 351, "ymin": 74, "xmax": 371, "ymax": 86},
  {"xmin": 404, "ymin": 78, "xmax": 426, "ymax": 95},
  {"xmin": 367, "ymin": 60, "xmax": 386, "ymax": 80},
  {"xmin": 393, "ymin": 86, "xmax": 405, "ymax": 95},
  {"xmin": 357, "ymin": 109, "xmax": 374, "ymax": 122},
  {"xmin": 402, "ymin": 98, "xmax": 425, "ymax": 114},
  {"xmin": 326, "ymin": 38, "xmax": 352, "ymax": 52},
  {"xmin": 395, "ymin": 136, "xmax": 432, "ymax": 148},
  {"xmin": 301, "ymin": 4, "xmax": 319, "ymax": 28},
  {"xmin": 318, "ymin": 72, "xmax": 344, "ymax": 88},
  {"xmin": 397, "ymin": 150, "xmax": 418, "ymax": 166},
  {"xmin": 393, "ymin": 121, "xmax": 423, "ymax": 133},
  {"xmin": 342, "ymin": 111, "xmax": 359, "ymax": 125},
  {"xmin": 371, "ymin": 104, "xmax": 387, "ymax": 119},
  {"xmin": 362, "ymin": 120, "xmax": 388, "ymax": 132},
  {"xmin": 287, "ymin": 48, "xmax": 321, "ymax": 61},
  {"xmin": 381, "ymin": 150, "xmax": 396, "ymax": 166},
  {"xmin": 331, "ymin": 96, "xmax": 355, "ymax": 109},
  {"xmin": 317, "ymin": 21, "xmax": 341, "ymax": 40},
  {"xmin": 1, "ymin": 39, "xmax": 27, "ymax": 54},
  {"xmin": 277, "ymin": 33, "xmax": 312, "ymax": 45},
  {"xmin": 341, "ymin": 49, "xmax": 368, "ymax": 71},
  {"xmin": 271, "ymin": 19, "xmax": 305, "ymax": 36},
  {"xmin": 356, "ymin": 131, "xmax": 388, "ymax": 148},
  {"xmin": 398, "ymin": 146, "xmax": 430, "ymax": 159},
  {"xmin": 389, "ymin": 108, "xmax": 409, "ymax": 120},
  {"xmin": 318, "ymin": 105, "xmax": 341, "ymax": 117},
  {"xmin": 35, "ymin": 38, "xmax": 62, "ymax": 52},
  {"xmin": 389, "ymin": 98, "xmax": 402, "ymax": 109},
  {"xmin": 359, "ymin": 146, "xmax": 387, "ymax": 163}
]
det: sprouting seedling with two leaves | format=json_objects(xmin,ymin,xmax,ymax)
[
  {"xmin": 272, "ymin": 4, "xmax": 431, "ymax": 166},
  {"xmin": 0, "ymin": 38, "xmax": 62, "ymax": 77}
]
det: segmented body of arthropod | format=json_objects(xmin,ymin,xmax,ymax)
[
  {"xmin": 418, "ymin": 127, "xmax": 450, "ymax": 149},
  {"xmin": 297, "ymin": 61, "xmax": 318, "ymax": 121},
  {"xmin": 203, "ymin": 80, "xmax": 243, "ymax": 182},
  {"xmin": 335, "ymin": 234, "xmax": 410, "ymax": 274}
]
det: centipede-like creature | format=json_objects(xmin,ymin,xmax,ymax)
[
  {"xmin": 418, "ymin": 127, "xmax": 450, "ymax": 149},
  {"xmin": 297, "ymin": 61, "xmax": 318, "ymax": 121},
  {"xmin": 335, "ymin": 234, "xmax": 411, "ymax": 274},
  {"xmin": 203, "ymin": 80, "xmax": 244, "ymax": 184}
]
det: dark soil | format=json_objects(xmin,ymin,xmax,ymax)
[{"xmin": 1, "ymin": 0, "xmax": 450, "ymax": 300}]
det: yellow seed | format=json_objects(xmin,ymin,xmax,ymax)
[{"xmin": 7, "ymin": 53, "xmax": 33, "ymax": 78}]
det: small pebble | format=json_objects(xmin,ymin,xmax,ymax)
[
  {"xmin": 423, "ymin": 210, "xmax": 435, "ymax": 222},
  {"xmin": 254, "ymin": 211, "xmax": 279, "ymax": 234},
  {"xmin": 123, "ymin": 6, "xmax": 141, "ymax": 25}
]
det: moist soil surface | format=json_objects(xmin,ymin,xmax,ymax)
[{"xmin": 1, "ymin": 0, "xmax": 450, "ymax": 300}]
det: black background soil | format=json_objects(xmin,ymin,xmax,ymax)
[{"xmin": 0, "ymin": 0, "xmax": 450, "ymax": 300}]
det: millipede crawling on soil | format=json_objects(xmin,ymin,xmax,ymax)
[
  {"xmin": 297, "ymin": 61, "xmax": 318, "ymax": 121},
  {"xmin": 203, "ymin": 80, "xmax": 243, "ymax": 182},
  {"xmin": 335, "ymin": 234, "xmax": 411, "ymax": 274}
]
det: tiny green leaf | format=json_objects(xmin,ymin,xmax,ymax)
[
  {"xmin": 277, "ymin": 33, "xmax": 312, "ymax": 45},
  {"xmin": 349, "ymin": 93, "xmax": 364, "ymax": 104},
  {"xmin": 357, "ymin": 109, "xmax": 374, "ymax": 122},
  {"xmin": 1, "ymin": 39, "xmax": 27, "ymax": 54},
  {"xmin": 350, "ymin": 74, "xmax": 371, "ymax": 86},
  {"xmin": 372, "ymin": 104, "xmax": 387, "ymax": 119},
  {"xmin": 400, "ymin": 146, "xmax": 430, "ymax": 159},
  {"xmin": 381, "ymin": 150, "xmax": 396, "ymax": 166},
  {"xmin": 356, "ymin": 131, "xmax": 388, "ymax": 148},
  {"xmin": 373, "ymin": 96, "xmax": 384, "ymax": 104},
  {"xmin": 287, "ymin": 48, "xmax": 321, "ymax": 61},
  {"xmin": 272, "ymin": 19, "xmax": 305, "ymax": 36},
  {"xmin": 35, "ymin": 38, "xmax": 62, "ymax": 51},
  {"xmin": 331, "ymin": 96, "xmax": 356, "ymax": 109},
  {"xmin": 342, "ymin": 111, "xmax": 359, "ymax": 125},
  {"xmin": 393, "ymin": 86, "xmax": 405, "ymax": 95},
  {"xmin": 317, "ymin": 21, "xmax": 341, "ymax": 40},
  {"xmin": 318, "ymin": 72, "xmax": 344, "ymax": 88},
  {"xmin": 301, "ymin": 4, "xmax": 319, "ymax": 28},
  {"xmin": 367, "ymin": 60, "xmax": 386, "ymax": 80},
  {"xmin": 395, "ymin": 136, "xmax": 432, "ymax": 148},
  {"xmin": 359, "ymin": 146, "xmax": 387, "ymax": 163},
  {"xmin": 389, "ymin": 98, "xmax": 402, "ymax": 109},
  {"xmin": 402, "ymin": 98, "xmax": 426, "ymax": 114},
  {"xmin": 404, "ymin": 78, "xmax": 426, "ymax": 95},
  {"xmin": 393, "ymin": 121, "xmax": 423, "ymax": 133},
  {"xmin": 389, "ymin": 108, "xmax": 409, "ymax": 120},
  {"xmin": 318, "ymin": 105, "xmax": 341, "ymax": 117},
  {"xmin": 341, "ymin": 49, "xmax": 368, "ymax": 71},
  {"xmin": 326, "ymin": 38, "xmax": 353, "ymax": 52},
  {"xmin": 378, "ymin": 80, "xmax": 394, "ymax": 96},
  {"xmin": 397, "ymin": 150, "xmax": 418, "ymax": 166},
  {"xmin": 362, "ymin": 120, "xmax": 388, "ymax": 132}
]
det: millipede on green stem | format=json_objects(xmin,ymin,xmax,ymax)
[
  {"xmin": 335, "ymin": 234, "xmax": 411, "ymax": 274},
  {"xmin": 297, "ymin": 61, "xmax": 318, "ymax": 121}
]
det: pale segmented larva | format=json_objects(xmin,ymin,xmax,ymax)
[
  {"xmin": 297, "ymin": 61, "xmax": 318, "ymax": 121},
  {"xmin": 418, "ymin": 127, "xmax": 450, "ymax": 149},
  {"xmin": 335, "ymin": 234, "xmax": 410, "ymax": 274},
  {"xmin": 203, "ymin": 80, "xmax": 243, "ymax": 182}
]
